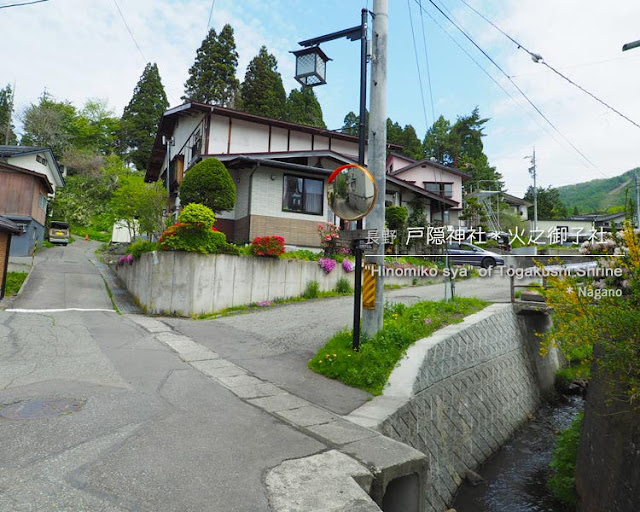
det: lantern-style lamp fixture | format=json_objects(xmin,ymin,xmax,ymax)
[{"xmin": 292, "ymin": 46, "xmax": 331, "ymax": 87}]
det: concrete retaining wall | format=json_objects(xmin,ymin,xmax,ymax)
[
  {"xmin": 115, "ymin": 252, "xmax": 361, "ymax": 316},
  {"xmin": 114, "ymin": 252, "xmax": 447, "ymax": 317},
  {"xmin": 348, "ymin": 304, "xmax": 560, "ymax": 512}
]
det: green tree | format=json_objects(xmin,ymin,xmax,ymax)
[
  {"xmin": 423, "ymin": 108, "xmax": 502, "ymax": 190},
  {"xmin": 460, "ymin": 196, "xmax": 489, "ymax": 230},
  {"xmin": 341, "ymin": 110, "xmax": 368, "ymax": 136},
  {"xmin": 110, "ymin": 174, "xmax": 166, "ymax": 238},
  {"xmin": 0, "ymin": 84, "xmax": 17, "ymax": 145},
  {"xmin": 183, "ymin": 24, "xmax": 239, "ymax": 106},
  {"xmin": 120, "ymin": 63, "xmax": 169, "ymax": 171},
  {"xmin": 21, "ymin": 93, "xmax": 77, "ymax": 160},
  {"xmin": 524, "ymin": 186, "xmax": 569, "ymax": 220},
  {"xmin": 179, "ymin": 157, "xmax": 236, "ymax": 213},
  {"xmin": 423, "ymin": 115, "xmax": 455, "ymax": 165},
  {"xmin": 72, "ymin": 99, "xmax": 120, "ymax": 155},
  {"xmin": 238, "ymin": 46, "xmax": 286, "ymax": 119},
  {"xmin": 284, "ymin": 87, "xmax": 326, "ymax": 128}
]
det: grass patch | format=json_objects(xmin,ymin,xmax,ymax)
[
  {"xmin": 4, "ymin": 272, "xmax": 29, "ymax": 296},
  {"xmin": 309, "ymin": 298, "xmax": 488, "ymax": 395},
  {"xmin": 71, "ymin": 224, "xmax": 111, "ymax": 243},
  {"xmin": 548, "ymin": 412, "xmax": 583, "ymax": 506},
  {"xmin": 556, "ymin": 343, "xmax": 592, "ymax": 389}
]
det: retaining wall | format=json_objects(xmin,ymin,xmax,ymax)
[
  {"xmin": 348, "ymin": 304, "xmax": 560, "ymax": 512},
  {"xmin": 114, "ymin": 252, "xmax": 446, "ymax": 317},
  {"xmin": 115, "ymin": 252, "xmax": 362, "ymax": 316}
]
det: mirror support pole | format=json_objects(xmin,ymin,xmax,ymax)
[{"xmin": 352, "ymin": 7, "xmax": 369, "ymax": 352}]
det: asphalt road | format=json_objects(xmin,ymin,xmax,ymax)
[
  {"xmin": 0, "ymin": 243, "xmax": 324, "ymax": 511},
  {"xmin": 166, "ymin": 271, "xmax": 530, "ymax": 415}
]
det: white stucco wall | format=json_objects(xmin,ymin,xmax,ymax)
[
  {"xmin": 250, "ymin": 167, "xmax": 331, "ymax": 222},
  {"xmin": 173, "ymin": 115, "xmax": 204, "ymax": 164},
  {"xmin": 270, "ymin": 127, "xmax": 288, "ymax": 152},
  {"xmin": 394, "ymin": 164, "xmax": 463, "ymax": 206},
  {"xmin": 228, "ymin": 118, "xmax": 270, "ymax": 154},
  {"xmin": 209, "ymin": 114, "xmax": 229, "ymax": 154}
]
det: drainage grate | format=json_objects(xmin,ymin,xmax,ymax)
[{"xmin": 0, "ymin": 398, "xmax": 85, "ymax": 420}]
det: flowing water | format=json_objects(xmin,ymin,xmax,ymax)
[{"xmin": 452, "ymin": 395, "xmax": 584, "ymax": 512}]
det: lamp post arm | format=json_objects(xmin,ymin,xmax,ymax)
[{"xmin": 298, "ymin": 25, "xmax": 363, "ymax": 47}]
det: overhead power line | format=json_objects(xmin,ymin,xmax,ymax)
[
  {"xmin": 206, "ymin": 0, "xmax": 216, "ymax": 32},
  {"xmin": 418, "ymin": 0, "xmax": 436, "ymax": 123},
  {"xmin": 112, "ymin": 0, "xmax": 146, "ymax": 63},
  {"xmin": 0, "ymin": 0, "xmax": 48, "ymax": 9},
  {"xmin": 416, "ymin": 0, "xmax": 605, "ymax": 177},
  {"xmin": 407, "ymin": 0, "xmax": 431, "ymax": 130},
  {"xmin": 454, "ymin": 0, "xmax": 640, "ymax": 131}
]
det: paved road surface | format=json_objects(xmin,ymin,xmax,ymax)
[
  {"xmin": 0, "ymin": 243, "xmax": 324, "ymax": 511},
  {"xmin": 165, "ymin": 271, "xmax": 532, "ymax": 414}
]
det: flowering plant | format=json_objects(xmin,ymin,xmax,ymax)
[
  {"xmin": 342, "ymin": 259, "xmax": 354, "ymax": 273},
  {"xmin": 250, "ymin": 236, "xmax": 285, "ymax": 257},
  {"xmin": 118, "ymin": 254, "xmax": 134, "ymax": 266},
  {"xmin": 317, "ymin": 222, "xmax": 340, "ymax": 256},
  {"xmin": 319, "ymin": 257, "xmax": 337, "ymax": 274}
]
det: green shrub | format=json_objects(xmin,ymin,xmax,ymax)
[
  {"xmin": 178, "ymin": 203, "xmax": 216, "ymax": 226},
  {"xmin": 335, "ymin": 278, "xmax": 353, "ymax": 294},
  {"xmin": 4, "ymin": 272, "xmax": 28, "ymax": 296},
  {"xmin": 179, "ymin": 158, "xmax": 236, "ymax": 213},
  {"xmin": 385, "ymin": 205, "xmax": 408, "ymax": 231},
  {"xmin": 303, "ymin": 280, "xmax": 320, "ymax": 299},
  {"xmin": 157, "ymin": 222, "xmax": 239, "ymax": 255},
  {"xmin": 126, "ymin": 240, "xmax": 158, "ymax": 259},
  {"xmin": 281, "ymin": 249, "xmax": 320, "ymax": 261},
  {"xmin": 548, "ymin": 412, "xmax": 583, "ymax": 505}
]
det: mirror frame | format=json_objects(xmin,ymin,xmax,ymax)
[{"xmin": 326, "ymin": 164, "xmax": 379, "ymax": 222}]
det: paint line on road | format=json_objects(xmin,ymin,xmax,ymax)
[{"xmin": 6, "ymin": 308, "xmax": 115, "ymax": 313}]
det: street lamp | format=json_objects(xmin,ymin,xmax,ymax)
[
  {"xmin": 293, "ymin": 9, "xmax": 370, "ymax": 350},
  {"xmin": 292, "ymin": 46, "xmax": 330, "ymax": 87}
]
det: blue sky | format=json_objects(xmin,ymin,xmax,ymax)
[{"xmin": 3, "ymin": 0, "xmax": 640, "ymax": 198}]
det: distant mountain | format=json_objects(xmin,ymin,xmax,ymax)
[{"xmin": 557, "ymin": 167, "xmax": 639, "ymax": 214}]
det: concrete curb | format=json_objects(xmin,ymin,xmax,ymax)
[{"xmin": 127, "ymin": 314, "xmax": 428, "ymax": 512}]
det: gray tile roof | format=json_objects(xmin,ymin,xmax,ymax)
[{"xmin": 0, "ymin": 215, "xmax": 21, "ymax": 234}]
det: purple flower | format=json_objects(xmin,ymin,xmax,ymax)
[
  {"xmin": 257, "ymin": 301, "xmax": 272, "ymax": 307},
  {"xmin": 126, "ymin": 254, "xmax": 134, "ymax": 265},
  {"xmin": 342, "ymin": 259, "xmax": 354, "ymax": 273},
  {"xmin": 319, "ymin": 257, "xmax": 337, "ymax": 274}
]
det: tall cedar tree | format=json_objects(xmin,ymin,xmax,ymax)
[
  {"xmin": 183, "ymin": 24, "xmax": 239, "ymax": 106},
  {"xmin": 285, "ymin": 87, "xmax": 326, "ymax": 128},
  {"xmin": 120, "ymin": 63, "xmax": 169, "ymax": 171},
  {"xmin": 386, "ymin": 119, "xmax": 424, "ymax": 161},
  {"xmin": 239, "ymin": 46, "xmax": 286, "ymax": 119},
  {"xmin": 0, "ymin": 84, "xmax": 17, "ymax": 145},
  {"xmin": 423, "ymin": 107, "xmax": 502, "ymax": 189}
]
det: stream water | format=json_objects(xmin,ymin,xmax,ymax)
[{"xmin": 452, "ymin": 395, "xmax": 584, "ymax": 512}]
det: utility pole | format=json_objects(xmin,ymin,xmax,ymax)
[
  {"xmin": 362, "ymin": 0, "xmax": 388, "ymax": 337},
  {"xmin": 528, "ymin": 148, "xmax": 538, "ymax": 232}
]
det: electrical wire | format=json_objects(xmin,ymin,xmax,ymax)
[
  {"xmin": 407, "ymin": 0, "xmax": 431, "ymax": 130},
  {"xmin": 112, "ymin": 0, "xmax": 146, "ymax": 63},
  {"xmin": 206, "ymin": 0, "xmax": 216, "ymax": 32},
  {"xmin": 0, "ymin": 0, "xmax": 48, "ymax": 8},
  {"xmin": 418, "ymin": 0, "xmax": 436, "ymax": 122},
  {"xmin": 417, "ymin": 0, "xmax": 605, "ymax": 177},
  {"xmin": 414, "ymin": 0, "xmax": 568, "ymax": 155},
  {"xmin": 454, "ymin": 0, "xmax": 640, "ymax": 131}
]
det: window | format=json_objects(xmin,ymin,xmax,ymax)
[
  {"xmin": 424, "ymin": 182, "xmax": 453, "ymax": 198},
  {"xmin": 282, "ymin": 175, "xmax": 323, "ymax": 215},
  {"xmin": 38, "ymin": 194, "xmax": 47, "ymax": 211},
  {"xmin": 36, "ymin": 154, "xmax": 48, "ymax": 166}
]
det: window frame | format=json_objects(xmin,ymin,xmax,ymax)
[{"xmin": 281, "ymin": 174, "xmax": 324, "ymax": 216}]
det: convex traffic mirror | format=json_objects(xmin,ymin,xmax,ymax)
[{"xmin": 327, "ymin": 164, "xmax": 378, "ymax": 221}]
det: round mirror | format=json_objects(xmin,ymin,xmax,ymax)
[{"xmin": 327, "ymin": 164, "xmax": 378, "ymax": 221}]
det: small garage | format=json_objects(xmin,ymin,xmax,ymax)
[{"xmin": 0, "ymin": 216, "xmax": 21, "ymax": 300}]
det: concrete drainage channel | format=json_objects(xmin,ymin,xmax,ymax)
[{"xmin": 128, "ymin": 315, "xmax": 427, "ymax": 512}]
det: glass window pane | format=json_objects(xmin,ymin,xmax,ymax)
[
  {"xmin": 283, "ymin": 176, "xmax": 304, "ymax": 211},
  {"xmin": 303, "ymin": 178, "xmax": 323, "ymax": 215}
]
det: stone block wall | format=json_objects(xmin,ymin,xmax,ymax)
[{"xmin": 349, "ymin": 304, "xmax": 558, "ymax": 512}]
